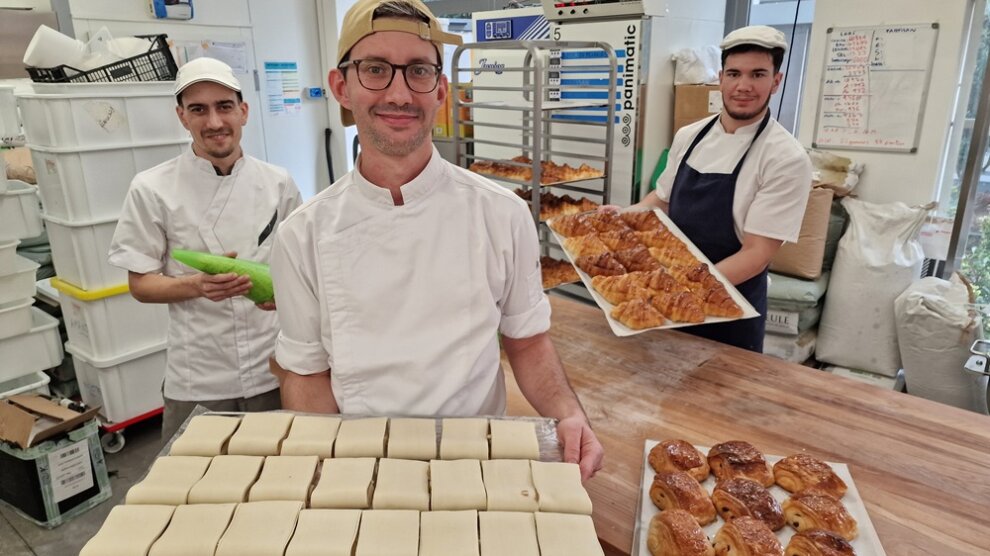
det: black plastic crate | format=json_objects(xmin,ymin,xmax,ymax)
[{"xmin": 26, "ymin": 34, "xmax": 177, "ymax": 84}]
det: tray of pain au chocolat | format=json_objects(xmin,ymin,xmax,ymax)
[
  {"xmin": 632, "ymin": 438, "xmax": 887, "ymax": 556},
  {"xmin": 547, "ymin": 209, "xmax": 761, "ymax": 336}
]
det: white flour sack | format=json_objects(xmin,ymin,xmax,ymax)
[
  {"xmin": 816, "ymin": 198, "xmax": 930, "ymax": 376},
  {"xmin": 895, "ymin": 276, "xmax": 988, "ymax": 414}
]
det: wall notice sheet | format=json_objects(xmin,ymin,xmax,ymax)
[
  {"xmin": 812, "ymin": 23, "xmax": 938, "ymax": 152},
  {"xmin": 264, "ymin": 61, "xmax": 302, "ymax": 116}
]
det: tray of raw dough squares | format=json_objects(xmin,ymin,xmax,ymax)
[{"xmin": 80, "ymin": 411, "xmax": 605, "ymax": 556}]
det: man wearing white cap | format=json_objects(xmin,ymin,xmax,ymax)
[
  {"xmin": 619, "ymin": 25, "xmax": 812, "ymax": 352},
  {"xmin": 269, "ymin": 0, "xmax": 604, "ymax": 480},
  {"xmin": 108, "ymin": 57, "xmax": 303, "ymax": 439}
]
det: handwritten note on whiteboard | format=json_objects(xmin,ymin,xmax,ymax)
[{"xmin": 812, "ymin": 23, "xmax": 938, "ymax": 152}]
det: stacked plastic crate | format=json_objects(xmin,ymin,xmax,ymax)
[
  {"xmin": 16, "ymin": 81, "xmax": 188, "ymax": 433},
  {"xmin": 0, "ymin": 153, "xmax": 59, "ymax": 399}
]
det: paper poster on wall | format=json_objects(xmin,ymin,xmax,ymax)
[
  {"xmin": 812, "ymin": 23, "xmax": 938, "ymax": 153},
  {"xmin": 172, "ymin": 40, "xmax": 249, "ymax": 75},
  {"xmin": 264, "ymin": 61, "xmax": 302, "ymax": 116}
]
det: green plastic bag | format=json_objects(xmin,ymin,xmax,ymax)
[{"xmin": 171, "ymin": 249, "xmax": 274, "ymax": 303}]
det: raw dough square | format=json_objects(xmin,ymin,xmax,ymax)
[
  {"xmin": 430, "ymin": 459, "xmax": 487, "ymax": 511},
  {"xmin": 534, "ymin": 512, "xmax": 605, "ymax": 556},
  {"xmin": 187, "ymin": 455, "xmax": 264, "ymax": 504},
  {"xmin": 80, "ymin": 505, "xmax": 175, "ymax": 556},
  {"xmin": 285, "ymin": 509, "xmax": 362, "ymax": 556},
  {"xmin": 355, "ymin": 509, "xmax": 420, "ymax": 556},
  {"xmin": 310, "ymin": 457, "xmax": 377, "ymax": 509},
  {"xmin": 478, "ymin": 511, "xmax": 540, "ymax": 556},
  {"xmin": 281, "ymin": 415, "xmax": 342, "ymax": 457},
  {"xmin": 387, "ymin": 418, "xmax": 438, "ymax": 460},
  {"xmin": 148, "ymin": 503, "xmax": 236, "ymax": 556},
  {"xmin": 372, "ymin": 458, "xmax": 430, "ymax": 510},
  {"xmin": 226, "ymin": 412, "xmax": 295, "ymax": 456},
  {"xmin": 248, "ymin": 455, "xmax": 319, "ymax": 503},
  {"xmin": 215, "ymin": 500, "xmax": 303, "ymax": 556},
  {"xmin": 481, "ymin": 459, "xmax": 539, "ymax": 512},
  {"xmin": 489, "ymin": 420, "xmax": 540, "ymax": 460},
  {"xmin": 440, "ymin": 418, "xmax": 489, "ymax": 460},
  {"xmin": 419, "ymin": 510, "xmax": 480, "ymax": 556},
  {"xmin": 530, "ymin": 461, "xmax": 593, "ymax": 515},
  {"xmin": 125, "ymin": 456, "xmax": 212, "ymax": 505},
  {"xmin": 169, "ymin": 415, "xmax": 241, "ymax": 456},
  {"xmin": 334, "ymin": 417, "xmax": 388, "ymax": 458}
]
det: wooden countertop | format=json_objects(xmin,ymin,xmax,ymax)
[{"xmin": 505, "ymin": 296, "xmax": 990, "ymax": 556}]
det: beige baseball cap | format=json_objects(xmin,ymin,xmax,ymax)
[
  {"xmin": 336, "ymin": 0, "xmax": 462, "ymax": 126},
  {"xmin": 174, "ymin": 57, "xmax": 241, "ymax": 96},
  {"xmin": 720, "ymin": 25, "xmax": 788, "ymax": 52}
]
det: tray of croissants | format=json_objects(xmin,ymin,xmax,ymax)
[
  {"xmin": 633, "ymin": 439, "xmax": 886, "ymax": 556},
  {"xmin": 546, "ymin": 209, "xmax": 761, "ymax": 336},
  {"xmin": 470, "ymin": 155, "xmax": 604, "ymax": 185}
]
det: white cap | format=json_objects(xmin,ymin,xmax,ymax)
[
  {"xmin": 173, "ymin": 57, "xmax": 241, "ymax": 96},
  {"xmin": 720, "ymin": 25, "xmax": 788, "ymax": 52}
]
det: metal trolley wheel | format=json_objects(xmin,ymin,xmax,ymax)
[{"xmin": 100, "ymin": 431, "xmax": 126, "ymax": 454}]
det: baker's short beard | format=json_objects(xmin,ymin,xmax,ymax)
[
  {"xmin": 725, "ymin": 95, "xmax": 771, "ymax": 123},
  {"xmin": 357, "ymin": 103, "xmax": 431, "ymax": 157}
]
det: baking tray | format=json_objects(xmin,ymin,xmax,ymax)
[
  {"xmin": 549, "ymin": 209, "xmax": 760, "ymax": 337},
  {"xmin": 631, "ymin": 439, "xmax": 886, "ymax": 556}
]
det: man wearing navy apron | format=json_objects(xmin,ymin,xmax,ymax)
[{"xmin": 622, "ymin": 26, "xmax": 812, "ymax": 352}]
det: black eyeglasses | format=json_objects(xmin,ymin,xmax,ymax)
[{"xmin": 338, "ymin": 59, "xmax": 442, "ymax": 93}]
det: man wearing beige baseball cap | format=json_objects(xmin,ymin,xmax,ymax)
[
  {"xmin": 109, "ymin": 57, "xmax": 303, "ymax": 439},
  {"xmin": 270, "ymin": 0, "xmax": 604, "ymax": 480},
  {"xmin": 616, "ymin": 25, "xmax": 812, "ymax": 353}
]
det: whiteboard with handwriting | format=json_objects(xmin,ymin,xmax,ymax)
[{"xmin": 812, "ymin": 23, "xmax": 938, "ymax": 152}]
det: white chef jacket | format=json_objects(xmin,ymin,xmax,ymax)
[
  {"xmin": 108, "ymin": 147, "xmax": 303, "ymax": 401},
  {"xmin": 656, "ymin": 115, "xmax": 812, "ymax": 243},
  {"xmin": 271, "ymin": 146, "xmax": 551, "ymax": 416}
]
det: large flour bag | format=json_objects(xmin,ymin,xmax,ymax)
[
  {"xmin": 895, "ymin": 276, "xmax": 988, "ymax": 414},
  {"xmin": 816, "ymin": 198, "xmax": 929, "ymax": 376}
]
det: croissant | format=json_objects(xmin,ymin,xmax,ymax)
[
  {"xmin": 585, "ymin": 212, "xmax": 632, "ymax": 233},
  {"xmin": 640, "ymin": 269, "xmax": 689, "ymax": 294},
  {"xmin": 784, "ymin": 528, "xmax": 856, "ymax": 556},
  {"xmin": 712, "ymin": 516, "xmax": 784, "ymax": 556},
  {"xmin": 636, "ymin": 228, "xmax": 679, "ymax": 248},
  {"xmin": 707, "ymin": 441, "xmax": 774, "ymax": 487},
  {"xmin": 592, "ymin": 274, "xmax": 650, "ymax": 305},
  {"xmin": 650, "ymin": 291, "xmax": 706, "ymax": 323},
  {"xmin": 540, "ymin": 256, "xmax": 579, "ymax": 290},
  {"xmin": 649, "ymin": 471, "xmax": 717, "ymax": 526},
  {"xmin": 702, "ymin": 287, "xmax": 744, "ymax": 318},
  {"xmin": 615, "ymin": 246, "xmax": 663, "ymax": 272},
  {"xmin": 620, "ymin": 210, "xmax": 663, "ymax": 231},
  {"xmin": 575, "ymin": 252, "xmax": 627, "ymax": 277},
  {"xmin": 599, "ymin": 229, "xmax": 644, "ymax": 251},
  {"xmin": 563, "ymin": 233, "xmax": 611, "ymax": 257},
  {"xmin": 648, "ymin": 440, "xmax": 710, "ymax": 482},
  {"xmin": 647, "ymin": 509, "xmax": 715, "ymax": 556},
  {"xmin": 650, "ymin": 245, "xmax": 699, "ymax": 267},
  {"xmin": 672, "ymin": 263, "xmax": 721, "ymax": 288},
  {"xmin": 774, "ymin": 454, "xmax": 847, "ymax": 499},
  {"xmin": 611, "ymin": 297, "xmax": 666, "ymax": 329},
  {"xmin": 782, "ymin": 492, "xmax": 858, "ymax": 541},
  {"xmin": 550, "ymin": 213, "xmax": 595, "ymax": 237},
  {"xmin": 711, "ymin": 478, "xmax": 785, "ymax": 531}
]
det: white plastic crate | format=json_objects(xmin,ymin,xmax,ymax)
[
  {"xmin": 30, "ymin": 140, "xmax": 188, "ymax": 222},
  {"xmin": 0, "ymin": 180, "xmax": 43, "ymax": 241},
  {"xmin": 51, "ymin": 277, "xmax": 168, "ymax": 361},
  {"xmin": 0, "ymin": 307, "xmax": 63, "ymax": 383},
  {"xmin": 43, "ymin": 214, "xmax": 125, "ymax": 291},
  {"xmin": 0, "ymin": 84, "xmax": 19, "ymax": 141},
  {"xmin": 17, "ymin": 82, "xmax": 187, "ymax": 149},
  {"xmin": 0, "ymin": 371, "xmax": 51, "ymax": 400},
  {"xmin": 0, "ymin": 255, "xmax": 39, "ymax": 305},
  {"xmin": 67, "ymin": 341, "xmax": 165, "ymax": 425},
  {"xmin": 0, "ymin": 239, "xmax": 18, "ymax": 268},
  {"xmin": 0, "ymin": 298, "xmax": 34, "ymax": 341}
]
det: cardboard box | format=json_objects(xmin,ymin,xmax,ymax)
[
  {"xmin": 673, "ymin": 84, "xmax": 722, "ymax": 135},
  {"xmin": 0, "ymin": 417, "xmax": 111, "ymax": 528},
  {"xmin": 0, "ymin": 394, "xmax": 100, "ymax": 449}
]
